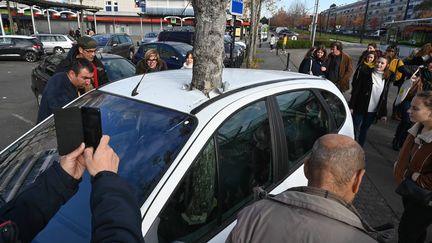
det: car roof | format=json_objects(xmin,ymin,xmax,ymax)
[
  {"xmin": 3, "ymin": 35, "xmax": 36, "ymax": 39},
  {"xmin": 143, "ymin": 41, "xmax": 192, "ymax": 46},
  {"xmin": 34, "ymin": 34, "xmax": 67, "ymax": 36},
  {"xmin": 99, "ymin": 69, "xmax": 330, "ymax": 114}
]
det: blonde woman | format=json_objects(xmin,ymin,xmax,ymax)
[{"xmin": 136, "ymin": 48, "xmax": 168, "ymax": 75}]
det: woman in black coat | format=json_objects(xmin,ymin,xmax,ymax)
[
  {"xmin": 299, "ymin": 46, "xmax": 327, "ymax": 77},
  {"xmin": 349, "ymin": 56, "xmax": 393, "ymax": 146}
]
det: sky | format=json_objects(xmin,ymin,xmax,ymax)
[{"xmin": 262, "ymin": 0, "xmax": 358, "ymax": 16}]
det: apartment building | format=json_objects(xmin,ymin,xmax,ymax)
[{"xmin": 320, "ymin": 0, "xmax": 423, "ymax": 31}]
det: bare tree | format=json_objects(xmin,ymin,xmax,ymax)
[
  {"xmin": 287, "ymin": 0, "xmax": 307, "ymax": 28},
  {"xmin": 191, "ymin": 0, "xmax": 229, "ymax": 94}
]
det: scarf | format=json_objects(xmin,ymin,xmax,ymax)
[{"xmin": 364, "ymin": 61, "xmax": 375, "ymax": 69}]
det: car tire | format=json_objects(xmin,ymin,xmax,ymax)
[
  {"xmin": 24, "ymin": 51, "xmax": 38, "ymax": 62},
  {"xmin": 291, "ymin": 36, "xmax": 298, "ymax": 41},
  {"xmin": 53, "ymin": 47, "xmax": 65, "ymax": 55}
]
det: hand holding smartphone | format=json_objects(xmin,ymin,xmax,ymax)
[{"xmin": 54, "ymin": 107, "xmax": 102, "ymax": 155}]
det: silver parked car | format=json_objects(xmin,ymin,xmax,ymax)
[{"xmin": 33, "ymin": 34, "xmax": 75, "ymax": 55}]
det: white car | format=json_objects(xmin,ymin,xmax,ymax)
[
  {"xmin": 0, "ymin": 69, "xmax": 353, "ymax": 243},
  {"xmin": 33, "ymin": 34, "xmax": 75, "ymax": 55}
]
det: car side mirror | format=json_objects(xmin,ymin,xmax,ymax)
[{"xmin": 112, "ymin": 43, "xmax": 118, "ymax": 47}]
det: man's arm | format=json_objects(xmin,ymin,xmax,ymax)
[
  {"xmin": 0, "ymin": 144, "xmax": 85, "ymax": 243},
  {"xmin": 84, "ymin": 136, "xmax": 144, "ymax": 243}
]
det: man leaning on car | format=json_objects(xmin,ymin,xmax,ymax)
[{"xmin": 56, "ymin": 36, "xmax": 109, "ymax": 89}]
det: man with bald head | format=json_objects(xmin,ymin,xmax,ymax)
[{"xmin": 226, "ymin": 134, "xmax": 381, "ymax": 243}]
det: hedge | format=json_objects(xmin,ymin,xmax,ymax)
[{"xmin": 276, "ymin": 39, "xmax": 334, "ymax": 49}]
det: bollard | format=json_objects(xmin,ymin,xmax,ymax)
[
  {"xmin": 276, "ymin": 46, "xmax": 278, "ymax": 56},
  {"xmin": 285, "ymin": 52, "xmax": 290, "ymax": 71}
]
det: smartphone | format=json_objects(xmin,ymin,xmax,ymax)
[
  {"xmin": 54, "ymin": 107, "xmax": 84, "ymax": 156},
  {"xmin": 81, "ymin": 107, "xmax": 102, "ymax": 149}
]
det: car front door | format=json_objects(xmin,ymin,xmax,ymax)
[{"xmin": 158, "ymin": 44, "xmax": 182, "ymax": 69}]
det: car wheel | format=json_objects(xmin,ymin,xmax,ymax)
[
  {"xmin": 53, "ymin": 47, "xmax": 65, "ymax": 55},
  {"xmin": 291, "ymin": 36, "xmax": 298, "ymax": 41},
  {"xmin": 24, "ymin": 51, "xmax": 37, "ymax": 62},
  {"xmin": 129, "ymin": 50, "xmax": 134, "ymax": 60}
]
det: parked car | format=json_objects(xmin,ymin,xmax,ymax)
[
  {"xmin": 92, "ymin": 33, "xmax": 135, "ymax": 59},
  {"xmin": 158, "ymin": 30, "xmax": 194, "ymax": 45},
  {"xmin": 33, "ymin": 34, "xmax": 75, "ymax": 55},
  {"xmin": 1, "ymin": 69, "xmax": 353, "ymax": 243},
  {"xmin": 0, "ymin": 35, "xmax": 44, "ymax": 62},
  {"xmin": 141, "ymin": 32, "xmax": 159, "ymax": 44},
  {"xmin": 278, "ymin": 29, "xmax": 299, "ymax": 40},
  {"xmin": 31, "ymin": 53, "xmax": 136, "ymax": 105},
  {"xmin": 132, "ymin": 41, "xmax": 192, "ymax": 69}
]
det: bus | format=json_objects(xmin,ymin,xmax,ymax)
[{"xmin": 380, "ymin": 17, "xmax": 432, "ymax": 58}]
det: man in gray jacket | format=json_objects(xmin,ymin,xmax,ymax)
[{"xmin": 226, "ymin": 134, "xmax": 382, "ymax": 243}]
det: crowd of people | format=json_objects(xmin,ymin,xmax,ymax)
[{"xmin": 297, "ymin": 41, "xmax": 432, "ymax": 242}]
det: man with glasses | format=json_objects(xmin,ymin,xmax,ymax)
[
  {"xmin": 37, "ymin": 58, "xmax": 94, "ymax": 123},
  {"xmin": 56, "ymin": 36, "xmax": 109, "ymax": 89}
]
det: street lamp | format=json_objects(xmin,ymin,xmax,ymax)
[
  {"xmin": 359, "ymin": 0, "xmax": 370, "ymax": 43},
  {"xmin": 137, "ymin": 12, "xmax": 146, "ymax": 41}
]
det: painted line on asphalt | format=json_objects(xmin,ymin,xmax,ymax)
[{"xmin": 12, "ymin": 113, "xmax": 34, "ymax": 126}]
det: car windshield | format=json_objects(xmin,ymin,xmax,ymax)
[
  {"xmin": 100, "ymin": 58, "xmax": 136, "ymax": 82},
  {"xmin": 92, "ymin": 35, "xmax": 110, "ymax": 46},
  {"xmin": 0, "ymin": 91, "xmax": 197, "ymax": 206}
]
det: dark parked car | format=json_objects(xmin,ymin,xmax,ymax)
[
  {"xmin": 31, "ymin": 53, "xmax": 136, "ymax": 105},
  {"xmin": 0, "ymin": 35, "xmax": 45, "ymax": 62},
  {"xmin": 158, "ymin": 30, "xmax": 194, "ymax": 45},
  {"xmin": 132, "ymin": 41, "xmax": 192, "ymax": 69},
  {"xmin": 92, "ymin": 33, "xmax": 135, "ymax": 59},
  {"xmin": 278, "ymin": 29, "xmax": 299, "ymax": 40}
]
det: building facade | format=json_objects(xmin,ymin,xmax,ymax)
[{"xmin": 320, "ymin": 0, "xmax": 423, "ymax": 32}]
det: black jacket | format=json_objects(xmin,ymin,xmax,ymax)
[
  {"xmin": 37, "ymin": 72, "xmax": 78, "ymax": 123},
  {"xmin": 299, "ymin": 57, "xmax": 324, "ymax": 76},
  {"xmin": 349, "ymin": 67, "xmax": 392, "ymax": 118},
  {"xmin": 56, "ymin": 45, "xmax": 109, "ymax": 87},
  {"xmin": 0, "ymin": 163, "xmax": 80, "ymax": 243},
  {"xmin": 0, "ymin": 165, "xmax": 145, "ymax": 243},
  {"xmin": 90, "ymin": 171, "xmax": 145, "ymax": 243}
]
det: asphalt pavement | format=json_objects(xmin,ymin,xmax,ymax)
[{"xmin": 246, "ymin": 41, "xmax": 426, "ymax": 242}]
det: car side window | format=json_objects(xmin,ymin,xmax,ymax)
[
  {"xmin": 118, "ymin": 35, "xmax": 128, "ymax": 44},
  {"xmin": 275, "ymin": 90, "xmax": 329, "ymax": 162},
  {"xmin": 155, "ymin": 100, "xmax": 273, "ymax": 242},
  {"xmin": 320, "ymin": 90, "xmax": 346, "ymax": 129},
  {"xmin": 159, "ymin": 45, "xmax": 177, "ymax": 60},
  {"xmin": 56, "ymin": 36, "xmax": 67, "ymax": 42},
  {"xmin": 0, "ymin": 38, "xmax": 12, "ymax": 45},
  {"xmin": 112, "ymin": 36, "xmax": 120, "ymax": 45}
]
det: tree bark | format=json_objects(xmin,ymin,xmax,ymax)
[
  {"xmin": 191, "ymin": 0, "xmax": 229, "ymax": 95},
  {"xmin": 247, "ymin": 0, "xmax": 261, "ymax": 68}
]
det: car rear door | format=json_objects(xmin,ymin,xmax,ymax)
[{"xmin": 40, "ymin": 36, "xmax": 55, "ymax": 53}]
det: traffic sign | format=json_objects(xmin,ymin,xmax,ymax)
[{"xmin": 230, "ymin": 0, "xmax": 243, "ymax": 16}]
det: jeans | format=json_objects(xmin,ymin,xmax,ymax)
[
  {"xmin": 394, "ymin": 100, "xmax": 412, "ymax": 147},
  {"xmin": 398, "ymin": 197, "xmax": 432, "ymax": 243},
  {"xmin": 352, "ymin": 112, "xmax": 377, "ymax": 146}
]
